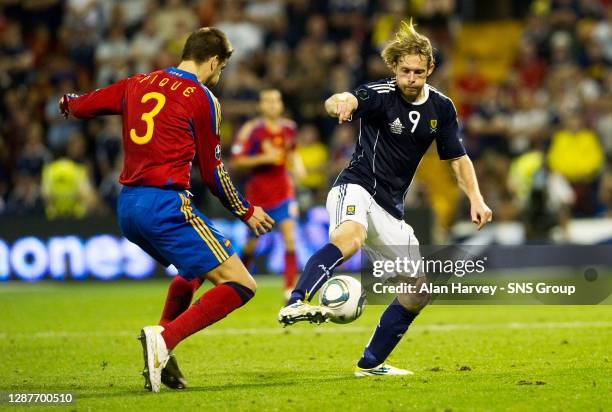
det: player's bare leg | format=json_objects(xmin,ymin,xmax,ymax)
[
  {"xmin": 279, "ymin": 220, "xmax": 366, "ymax": 325},
  {"xmin": 204, "ymin": 253, "xmax": 258, "ymax": 291},
  {"xmin": 355, "ymin": 276, "xmax": 430, "ymax": 377},
  {"xmin": 279, "ymin": 218, "xmax": 298, "ymax": 300},
  {"xmin": 329, "ymin": 220, "xmax": 367, "ymax": 257}
]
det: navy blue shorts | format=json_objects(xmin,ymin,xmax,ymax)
[{"xmin": 117, "ymin": 186, "xmax": 234, "ymax": 280}]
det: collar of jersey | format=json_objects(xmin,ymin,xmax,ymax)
[
  {"xmin": 164, "ymin": 67, "xmax": 199, "ymax": 84},
  {"xmin": 401, "ymin": 84, "xmax": 430, "ymax": 106}
]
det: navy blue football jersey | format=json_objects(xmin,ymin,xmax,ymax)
[{"xmin": 334, "ymin": 79, "xmax": 466, "ymax": 219}]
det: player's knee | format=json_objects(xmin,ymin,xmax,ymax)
[
  {"xmin": 239, "ymin": 275, "xmax": 257, "ymax": 294},
  {"xmin": 225, "ymin": 280, "xmax": 256, "ymax": 305},
  {"xmin": 208, "ymin": 254, "xmax": 257, "ymax": 294},
  {"xmin": 330, "ymin": 227, "xmax": 365, "ymax": 257},
  {"xmin": 397, "ymin": 279, "xmax": 430, "ymax": 312},
  {"xmin": 397, "ymin": 293, "xmax": 429, "ymax": 312},
  {"xmin": 331, "ymin": 236, "xmax": 360, "ymax": 257}
]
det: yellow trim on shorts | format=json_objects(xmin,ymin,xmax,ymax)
[{"xmin": 179, "ymin": 194, "xmax": 228, "ymax": 262}]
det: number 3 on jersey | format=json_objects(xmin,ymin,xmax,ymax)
[{"xmin": 130, "ymin": 92, "xmax": 166, "ymax": 145}]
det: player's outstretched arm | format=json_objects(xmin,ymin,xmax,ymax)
[
  {"xmin": 324, "ymin": 92, "xmax": 358, "ymax": 124},
  {"xmin": 449, "ymin": 155, "xmax": 493, "ymax": 230},
  {"xmin": 58, "ymin": 78, "xmax": 129, "ymax": 119}
]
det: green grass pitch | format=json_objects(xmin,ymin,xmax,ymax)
[{"xmin": 1, "ymin": 277, "xmax": 610, "ymax": 411}]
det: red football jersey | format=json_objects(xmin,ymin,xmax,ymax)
[
  {"xmin": 67, "ymin": 67, "xmax": 253, "ymax": 220},
  {"xmin": 231, "ymin": 118, "xmax": 297, "ymax": 209}
]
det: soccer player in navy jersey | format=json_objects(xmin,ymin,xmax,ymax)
[
  {"xmin": 278, "ymin": 20, "xmax": 493, "ymax": 376},
  {"xmin": 59, "ymin": 28, "xmax": 274, "ymax": 392}
]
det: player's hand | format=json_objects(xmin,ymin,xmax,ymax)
[
  {"xmin": 335, "ymin": 94, "xmax": 357, "ymax": 124},
  {"xmin": 326, "ymin": 93, "xmax": 357, "ymax": 124},
  {"xmin": 58, "ymin": 93, "xmax": 78, "ymax": 119},
  {"xmin": 260, "ymin": 140, "xmax": 284, "ymax": 165},
  {"xmin": 471, "ymin": 200, "xmax": 493, "ymax": 231},
  {"xmin": 246, "ymin": 206, "xmax": 275, "ymax": 237}
]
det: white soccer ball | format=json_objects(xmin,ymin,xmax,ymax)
[{"xmin": 318, "ymin": 275, "xmax": 366, "ymax": 324}]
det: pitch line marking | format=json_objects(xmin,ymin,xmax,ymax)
[{"xmin": 1, "ymin": 321, "xmax": 611, "ymax": 339}]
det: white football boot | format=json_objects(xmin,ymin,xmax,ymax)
[
  {"xmin": 278, "ymin": 300, "xmax": 332, "ymax": 326},
  {"xmin": 138, "ymin": 326, "xmax": 170, "ymax": 392},
  {"xmin": 354, "ymin": 363, "xmax": 414, "ymax": 377}
]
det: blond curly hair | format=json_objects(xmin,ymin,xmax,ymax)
[{"xmin": 381, "ymin": 19, "xmax": 434, "ymax": 69}]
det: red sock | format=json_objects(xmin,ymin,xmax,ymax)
[
  {"xmin": 284, "ymin": 251, "xmax": 297, "ymax": 289},
  {"xmin": 159, "ymin": 275, "xmax": 204, "ymax": 328},
  {"xmin": 161, "ymin": 282, "xmax": 254, "ymax": 350}
]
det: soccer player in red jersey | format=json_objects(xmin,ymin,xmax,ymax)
[
  {"xmin": 59, "ymin": 28, "xmax": 274, "ymax": 392},
  {"xmin": 231, "ymin": 89, "xmax": 304, "ymax": 299}
]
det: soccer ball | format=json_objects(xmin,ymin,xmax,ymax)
[{"xmin": 318, "ymin": 275, "xmax": 366, "ymax": 324}]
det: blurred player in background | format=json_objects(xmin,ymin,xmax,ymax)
[
  {"xmin": 279, "ymin": 20, "xmax": 493, "ymax": 376},
  {"xmin": 59, "ymin": 27, "xmax": 274, "ymax": 392},
  {"xmin": 231, "ymin": 89, "xmax": 305, "ymax": 299}
]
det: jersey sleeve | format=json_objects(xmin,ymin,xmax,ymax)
[
  {"xmin": 192, "ymin": 93, "xmax": 254, "ymax": 221},
  {"xmin": 350, "ymin": 83, "xmax": 386, "ymax": 119},
  {"xmin": 67, "ymin": 78, "xmax": 131, "ymax": 119},
  {"xmin": 435, "ymin": 98, "xmax": 467, "ymax": 160}
]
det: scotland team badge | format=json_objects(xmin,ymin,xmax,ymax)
[{"xmin": 430, "ymin": 119, "xmax": 437, "ymax": 133}]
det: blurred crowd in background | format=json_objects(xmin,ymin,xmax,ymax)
[{"xmin": 0, "ymin": 0, "xmax": 610, "ymax": 241}]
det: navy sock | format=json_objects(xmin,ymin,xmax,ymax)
[
  {"xmin": 287, "ymin": 243, "xmax": 344, "ymax": 305},
  {"xmin": 357, "ymin": 298, "xmax": 418, "ymax": 369}
]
